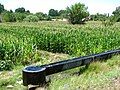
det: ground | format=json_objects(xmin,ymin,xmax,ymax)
[{"xmin": 0, "ymin": 51, "xmax": 120, "ymax": 90}]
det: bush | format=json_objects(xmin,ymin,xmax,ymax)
[
  {"xmin": 23, "ymin": 15, "xmax": 39, "ymax": 22},
  {"xmin": 66, "ymin": 2, "xmax": 89, "ymax": 24},
  {"xmin": 35, "ymin": 12, "xmax": 46, "ymax": 20},
  {"xmin": 115, "ymin": 15, "xmax": 120, "ymax": 22},
  {"xmin": 15, "ymin": 13, "xmax": 27, "ymax": 22},
  {"xmin": 91, "ymin": 13, "xmax": 108, "ymax": 21},
  {"xmin": 102, "ymin": 20, "xmax": 114, "ymax": 26},
  {"xmin": 2, "ymin": 11, "xmax": 16, "ymax": 22},
  {"xmin": 112, "ymin": 6, "xmax": 120, "ymax": 22},
  {"xmin": 102, "ymin": 16, "xmax": 117, "ymax": 26}
]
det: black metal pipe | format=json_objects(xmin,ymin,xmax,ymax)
[
  {"xmin": 23, "ymin": 66, "xmax": 46, "ymax": 86},
  {"xmin": 44, "ymin": 49, "xmax": 120, "ymax": 75},
  {"xmin": 23, "ymin": 49, "xmax": 120, "ymax": 86}
]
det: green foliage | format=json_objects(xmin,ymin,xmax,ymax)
[
  {"xmin": 45, "ymin": 15, "xmax": 52, "ymax": 21},
  {"xmin": 26, "ymin": 10, "xmax": 30, "ymax": 13},
  {"xmin": 14, "ymin": 13, "xmax": 27, "ymax": 22},
  {"xmin": 2, "ymin": 11, "xmax": 16, "ymax": 22},
  {"xmin": 0, "ymin": 60, "xmax": 13, "ymax": 70},
  {"xmin": 0, "ymin": 35, "xmax": 19, "ymax": 70},
  {"xmin": 0, "ymin": 21, "xmax": 120, "ymax": 70},
  {"xmin": 112, "ymin": 6, "xmax": 120, "ymax": 22},
  {"xmin": 49, "ymin": 9, "xmax": 59, "ymax": 17},
  {"xmin": 0, "ymin": 66, "xmax": 26, "ymax": 89},
  {"xmin": 48, "ymin": 55, "xmax": 120, "ymax": 90},
  {"xmin": 9, "ymin": 10, "xmax": 13, "ymax": 13},
  {"xmin": 107, "ymin": 55, "xmax": 120, "ymax": 67},
  {"xmin": 102, "ymin": 20, "xmax": 114, "ymax": 26},
  {"xmin": 15, "ymin": 7, "xmax": 30, "ymax": 14},
  {"xmin": 59, "ymin": 10, "xmax": 66, "ymax": 15},
  {"xmin": 112, "ymin": 6, "xmax": 120, "ymax": 16},
  {"xmin": 59, "ymin": 10, "xmax": 67, "ymax": 18},
  {"xmin": 0, "ymin": 3, "xmax": 4, "ymax": 14},
  {"xmin": 15, "ymin": 7, "xmax": 25, "ymax": 13},
  {"xmin": 0, "ymin": 54, "xmax": 120, "ymax": 90},
  {"xmin": 66, "ymin": 2, "xmax": 89, "ymax": 24},
  {"xmin": 91, "ymin": 13, "xmax": 108, "ymax": 21},
  {"xmin": 102, "ymin": 15, "xmax": 118, "ymax": 26},
  {"xmin": 35, "ymin": 12, "xmax": 46, "ymax": 20},
  {"xmin": 23, "ymin": 15, "xmax": 39, "ymax": 22}
]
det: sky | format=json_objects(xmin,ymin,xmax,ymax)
[{"xmin": 0, "ymin": 0, "xmax": 120, "ymax": 15}]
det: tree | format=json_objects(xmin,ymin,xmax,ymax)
[
  {"xmin": 90, "ymin": 13, "xmax": 108, "ymax": 21},
  {"xmin": 113, "ymin": 6, "xmax": 120, "ymax": 16},
  {"xmin": 35, "ymin": 12, "xmax": 46, "ymax": 20},
  {"xmin": 112, "ymin": 6, "xmax": 120, "ymax": 22},
  {"xmin": 10, "ymin": 10, "xmax": 13, "ymax": 13},
  {"xmin": 26, "ymin": 10, "xmax": 30, "ymax": 13},
  {"xmin": 66, "ymin": 2, "xmax": 89, "ymax": 24},
  {"xmin": 49, "ymin": 9, "xmax": 59, "ymax": 17},
  {"xmin": 59, "ymin": 10, "xmax": 67, "ymax": 18},
  {"xmin": 59, "ymin": 10, "xmax": 66, "ymax": 15},
  {"xmin": 15, "ymin": 7, "xmax": 25, "ymax": 13},
  {"xmin": 45, "ymin": 15, "xmax": 52, "ymax": 21},
  {"xmin": 0, "ymin": 3, "xmax": 4, "ymax": 14}
]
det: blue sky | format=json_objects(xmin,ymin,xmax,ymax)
[{"xmin": 0, "ymin": 0, "xmax": 120, "ymax": 14}]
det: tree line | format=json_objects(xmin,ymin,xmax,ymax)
[
  {"xmin": 0, "ymin": 3, "xmax": 67, "ymax": 22},
  {"xmin": 0, "ymin": 3, "xmax": 120, "ymax": 24}
]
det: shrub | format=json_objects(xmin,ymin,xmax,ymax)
[
  {"xmin": 102, "ymin": 16, "xmax": 117, "ymax": 26},
  {"xmin": 46, "ymin": 15, "xmax": 52, "ymax": 21},
  {"xmin": 66, "ymin": 2, "xmax": 89, "ymax": 24},
  {"xmin": 2, "ymin": 11, "xmax": 16, "ymax": 22},
  {"xmin": 35, "ymin": 12, "xmax": 46, "ymax": 20},
  {"xmin": 102, "ymin": 20, "xmax": 114, "ymax": 26},
  {"xmin": 23, "ymin": 15, "xmax": 39, "ymax": 22},
  {"xmin": 15, "ymin": 13, "xmax": 27, "ymax": 22}
]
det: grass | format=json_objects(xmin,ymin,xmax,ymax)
[
  {"xmin": 0, "ymin": 21, "xmax": 120, "ymax": 89},
  {"xmin": 0, "ymin": 51, "xmax": 70, "ymax": 90},
  {"xmin": 48, "ymin": 55, "xmax": 120, "ymax": 90},
  {"xmin": 1, "ymin": 21, "xmax": 120, "ymax": 70},
  {"xmin": 0, "ymin": 52, "xmax": 120, "ymax": 90}
]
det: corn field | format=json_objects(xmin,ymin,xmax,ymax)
[{"xmin": 0, "ymin": 21, "xmax": 120, "ymax": 70}]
